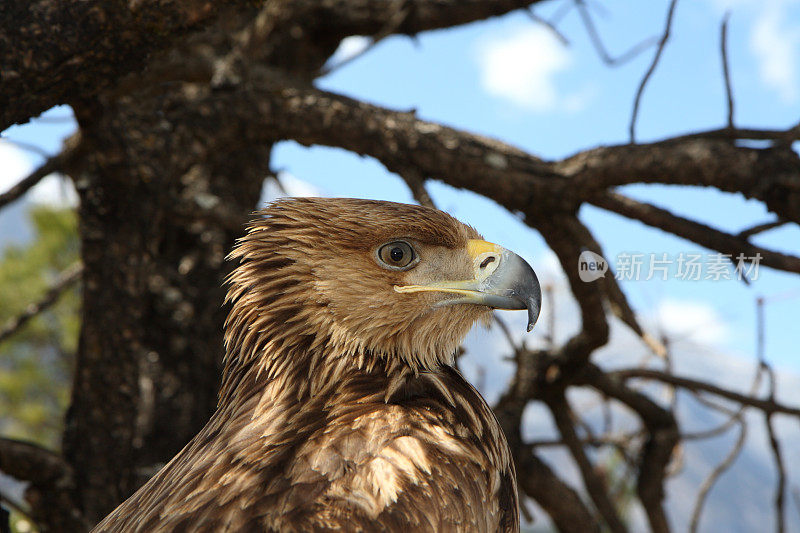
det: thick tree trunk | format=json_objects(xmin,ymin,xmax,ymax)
[
  {"xmin": 62, "ymin": 79, "xmax": 268, "ymax": 525},
  {"xmin": 58, "ymin": 7, "xmax": 339, "ymax": 523}
]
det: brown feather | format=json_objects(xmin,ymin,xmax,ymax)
[{"xmin": 93, "ymin": 198, "xmax": 519, "ymax": 533}]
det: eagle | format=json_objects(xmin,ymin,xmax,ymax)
[{"xmin": 94, "ymin": 198, "xmax": 541, "ymax": 532}]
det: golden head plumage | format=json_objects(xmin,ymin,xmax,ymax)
[{"xmin": 94, "ymin": 198, "xmax": 541, "ymax": 533}]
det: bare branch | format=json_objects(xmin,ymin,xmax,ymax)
[
  {"xmin": 0, "ymin": 438, "xmax": 86, "ymax": 531},
  {"xmin": 629, "ymin": 0, "xmax": 679, "ymax": 143},
  {"xmin": 0, "ymin": 152, "xmax": 68, "ymax": 211},
  {"xmin": 689, "ymin": 415, "xmax": 746, "ymax": 533},
  {"xmin": 689, "ymin": 351, "xmax": 764, "ymax": 532},
  {"xmin": 720, "ymin": 13, "xmax": 734, "ymax": 129},
  {"xmin": 738, "ymin": 219, "xmax": 788, "ymax": 240},
  {"xmin": 583, "ymin": 364, "xmax": 676, "ymax": 533},
  {"xmin": 682, "ymin": 417, "xmax": 739, "ymax": 441},
  {"xmin": 516, "ymin": 451, "xmax": 602, "ymax": 533},
  {"xmin": 526, "ymin": 8, "xmax": 570, "ymax": 47},
  {"xmin": 761, "ymin": 359, "xmax": 786, "ymax": 533},
  {"xmin": 613, "ymin": 369, "xmax": 800, "ymax": 417},
  {"xmin": 757, "ymin": 297, "xmax": 787, "ymax": 533},
  {"xmin": 766, "ymin": 411, "xmax": 786, "ymax": 533},
  {"xmin": 591, "ymin": 192, "xmax": 800, "ymax": 274},
  {"xmin": 600, "ymin": 264, "xmax": 667, "ymax": 357},
  {"xmin": 575, "ymin": 0, "xmax": 658, "ymax": 66},
  {"xmin": 657, "ymin": 125, "xmax": 800, "ymax": 144},
  {"xmin": 539, "ymin": 215, "xmax": 663, "ymax": 361},
  {"xmin": 560, "ymin": 140, "xmax": 800, "ymax": 224},
  {"xmin": 311, "ymin": 0, "xmax": 551, "ymax": 37},
  {"xmin": 243, "ymin": 79, "xmax": 800, "ymax": 226},
  {"xmin": 0, "ymin": 263, "xmax": 83, "ymax": 345},
  {"xmin": 400, "ymin": 168, "xmax": 436, "ymax": 209},
  {"xmin": 0, "ymin": 138, "xmax": 52, "ymax": 159},
  {"xmin": 536, "ymin": 216, "xmax": 609, "ymax": 362},
  {"xmin": 525, "ymin": 433, "xmax": 640, "ymax": 451},
  {"xmin": 547, "ymin": 392, "xmax": 628, "ymax": 533},
  {"xmin": 319, "ymin": 3, "xmax": 410, "ymax": 77},
  {"xmin": 778, "ymin": 120, "xmax": 800, "ymax": 147},
  {"xmin": 492, "ymin": 347, "xmax": 601, "ymax": 531}
]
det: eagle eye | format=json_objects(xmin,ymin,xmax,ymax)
[{"xmin": 376, "ymin": 241, "xmax": 417, "ymax": 270}]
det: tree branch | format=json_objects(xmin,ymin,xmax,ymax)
[
  {"xmin": 612, "ymin": 368, "xmax": 800, "ymax": 417},
  {"xmin": 575, "ymin": 0, "xmax": 658, "ymax": 67},
  {"xmin": 242, "ymin": 79, "xmax": 800, "ymax": 226},
  {"xmin": 629, "ymin": 0, "xmax": 679, "ymax": 143},
  {"xmin": 689, "ymin": 415, "xmax": 746, "ymax": 533},
  {"xmin": 719, "ymin": 13, "xmax": 734, "ymax": 129},
  {"xmin": 0, "ymin": 438, "xmax": 86, "ymax": 531},
  {"xmin": 582, "ymin": 364, "xmax": 676, "ymax": 533},
  {"xmin": 1, "ymin": 0, "xmax": 547, "ymax": 130},
  {"xmin": 737, "ymin": 219, "xmax": 787, "ymax": 240},
  {"xmin": 0, "ymin": 137, "xmax": 80, "ymax": 211},
  {"xmin": 560, "ymin": 140, "xmax": 800, "ymax": 224},
  {"xmin": 767, "ymin": 411, "xmax": 787, "ymax": 533},
  {"xmin": 0, "ymin": 0, "xmax": 261, "ymax": 129},
  {"xmin": 547, "ymin": 392, "xmax": 628, "ymax": 533},
  {"xmin": 399, "ymin": 168, "xmax": 436, "ymax": 209},
  {"xmin": 0, "ymin": 263, "xmax": 83, "ymax": 345},
  {"xmin": 590, "ymin": 192, "xmax": 800, "ymax": 274},
  {"xmin": 302, "ymin": 0, "xmax": 549, "ymax": 37},
  {"xmin": 689, "ymin": 354, "xmax": 763, "ymax": 533},
  {"xmin": 536, "ymin": 216, "xmax": 610, "ymax": 362},
  {"xmin": 516, "ymin": 451, "xmax": 602, "ymax": 533}
]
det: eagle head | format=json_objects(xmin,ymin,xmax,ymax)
[
  {"xmin": 93, "ymin": 197, "xmax": 536, "ymax": 532},
  {"xmin": 222, "ymin": 197, "xmax": 540, "ymax": 395}
]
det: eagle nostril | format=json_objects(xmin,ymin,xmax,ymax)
[{"xmin": 479, "ymin": 256, "xmax": 496, "ymax": 269}]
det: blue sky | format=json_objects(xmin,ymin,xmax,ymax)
[{"xmin": 2, "ymin": 0, "xmax": 799, "ymax": 370}]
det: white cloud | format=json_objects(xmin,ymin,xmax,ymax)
[
  {"xmin": 28, "ymin": 174, "xmax": 78, "ymax": 207},
  {"xmin": 325, "ymin": 36, "xmax": 372, "ymax": 70},
  {"xmin": 750, "ymin": 1, "xmax": 800, "ymax": 104},
  {"xmin": 279, "ymin": 173, "xmax": 323, "ymax": 197},
  {"xmin": 651, "ymin": 298, "xmax": 730, "ymax": 346},
  {"xmin": 0, "ymin": 140, "xmax": 77, "ymax": 207},
  {"xmin": 476, "ymin": 25, "xmax": 589, "ymax": 112},
  {"xmin": 260, "ymin": 171, "xmax": 324, "ymax": 205},
  {"xmin": 0, "ymin": 140, "xmax": 34, "ymax": 192}
]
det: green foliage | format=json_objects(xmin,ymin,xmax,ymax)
[{"xmin": 0, "ymin": 206, "xmax": 79, "ymax": 449}]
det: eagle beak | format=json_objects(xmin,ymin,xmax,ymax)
[{"xmin": 394, "ymin": 239, "xmax": 542, "ymax": 332}]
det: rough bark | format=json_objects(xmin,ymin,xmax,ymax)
[
  {"xmin": 0, "ymin": 0, "xmax": 545, "ymax": 130},
  {"xmin": 0, "ymin": 0, "xmax": 254, "ymax": 130},
  {"xmin": 61, "ymin": 24, "xmax": 270, "ymax": 520},
  {"xmin": 63, "ymin": 113, "xmax": 266, "ymax": 523}
]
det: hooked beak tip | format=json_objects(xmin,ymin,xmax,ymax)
[{"xmin": 527, "ymin": 298, "xmax": 540, "ymax": 332}]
